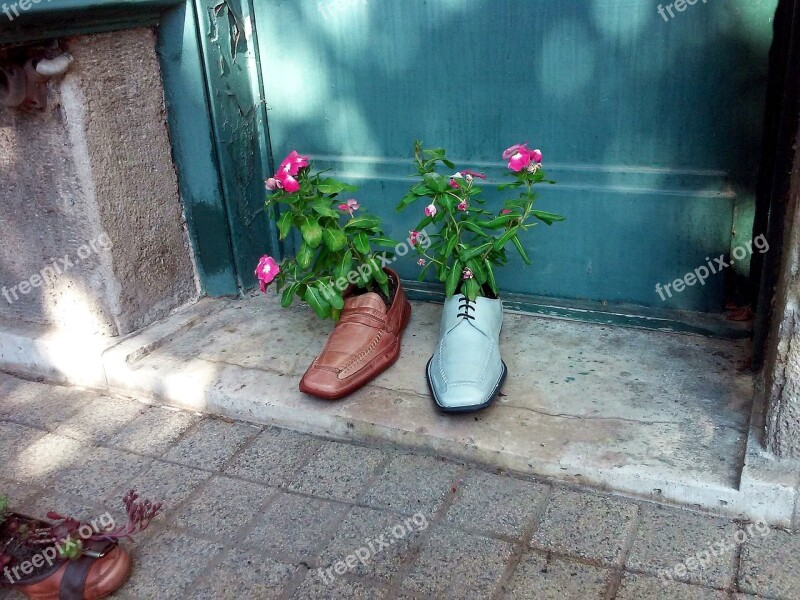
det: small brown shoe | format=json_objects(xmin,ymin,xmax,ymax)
[{"xmin": 299, "ymin": 269, "xmax": 411, "ymax": 400}]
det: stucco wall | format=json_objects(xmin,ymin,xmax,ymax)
[
  {"xmin": 763, "ymin": 126, "xmax": 800, "ymax": 458},
  {"xmin": 0, "ymin": 28, "xmax": 197, "ymax": 336}
]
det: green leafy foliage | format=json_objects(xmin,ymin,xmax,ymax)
[
  {"xmin": 263, "ymin": 159, "xmax": 397, "ymax": 321},
  {"xmin": 398, "ymin": 141, "xmax": 564, "ymax": 298}
]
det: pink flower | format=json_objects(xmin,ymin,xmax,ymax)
[
  {"xmin": 276, "ymin": 172, "xmax": 300, "ymax": 193},
  {"xmin": 409, "ymin": 230, "xmax": 420, "ymax": 246},
  {"xmin": 417, "ymin": 258, "xmax": 426, "ymax": 266},
  {"xmin": 424, "ymin": 203, "xmax": 437, "ymax": 217},
  {"xmin": 278, "ymin": 150, "xmax": 309, "ymax": 176},
  {"xmin": 265, "ymin": 178, "xmax": 280, "ymax": 191},
  {"xmin": 508, "ymin": 149, "xmax": 533, "ymax": 172},
  {"xmin": 462, "ymin": 267, "xmax": 474, "ymax": 280},
  {"xmin": 500, "ymin": 209, "xmax": 513, "ymax": 215},
  {"xmin": 502, "ymin": 143, "xmax": 528, "ymax": 160},
  {"xmin": 337, "ymin": 199, "xmax": 360, "ymax": 215},
  {"xmin": 457, "ymin": 200, "xmax": 468, "ymax": 211},
  {"xmin": 460, "ymin": 169, "xmax": 486, "ymax": 180},
  {"xmin": 255, "ymin": 255, "xmax": 280, "ymax": 292},
  {"xmin": 449, "ymin": 178, "xmax": 460, "ymax": 189},
  {"xmin": 530, "ymin": 148, "xmax": 543, "ymax": 163}
]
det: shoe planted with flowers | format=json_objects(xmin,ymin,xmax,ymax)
[{"xmin": 426, "ymin": 294, "xmax": 507, "ymax": 412}]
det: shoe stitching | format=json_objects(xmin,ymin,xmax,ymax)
[{"xmin": 339, "ymin": 330, "xmax": 384, "ymax": 377}]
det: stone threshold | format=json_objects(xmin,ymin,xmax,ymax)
[{"xmin": 0, "ymin": 294, "xmax": 797, "ymax": 527}]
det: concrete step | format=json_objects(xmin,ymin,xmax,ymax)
[{"xmin": 0, "ymin": 294, "xmax": 797, "ymax": 526}]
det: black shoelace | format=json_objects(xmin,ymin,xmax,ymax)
[{"xmin": 457, "ymin": 297, "xmax": 476, "ymax": 320}]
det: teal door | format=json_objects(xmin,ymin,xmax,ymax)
[{"xmin": 252, "ymin": 0, "xmax": 776, "ymax": 316}]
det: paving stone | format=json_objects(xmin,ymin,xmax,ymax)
[
  {"xmin": 51, "ymin": 445, "xmax": 152, "ymax": 503},
  {"xmin": 446, "ymin": 469, "xmax": 549, "ymax": 538},
  {"xmin": 616, "ymin": 572, "xmax": 729, "ymax": 599},
  {"xmin": 122, "ymin": 529, "xmax": 222, "ymax": 599},
  {"xmin": 0, "ymin": 421, "xmax": 45, "ymax": 461},
  {"xmin": 25, "ymin": 491, "xmax": 105, "ymax": 523},
  {"xmin": 224, "ymin": 427, "xmax": 321, "ymax": 486},
  {"xmin": 0, "ymin": 433, "xmax": 90, "ymax": 485},
  {"xmin": 244, "ymin": 491, "xmax": 347, "ymax": 562},
  {"xmin": 291, "ymin": 571, "xmax": 388, "ymax": 599},
  {"xmin": 119, "ymin": 460, "xmax": 212, "ymax": 520},
  {"xmin": 173, "ymin": 475, "xmax": 273, "ymax": 539},
  {"xmin": 401, "ymin": 524, "xmax": 513, "ymax": 598},
  {"xmin": 0, "ymin": 477, "xmax": 39, "ymax": 508},
  {"xmin": 361, "ymin": 454, "xmax": 458, "ymax": 516},
  {"xmin": 320, "ymin": 506, "xmax": 428, "ymax": 583},
  {"xmin": 108, "ymin": 406, "xmax": 200, "ymax": 456},
  {"xmin": 288, "ymin": 442, "xmax": 386, "ymax": 502},
  {"xmin": 0, "ymin": 379, "xmax": 87, "ymax": 430},
  {"xmin": 626, "ymin": 505, "xmax": 737, "ymax": 589},
  {"xmin": 162, "ymin": 418, "xmax": 259, "ymax": 470},
  {"xmin": 502, "ymin": 552, "xmax": 611, "ymax": 599},
  {"xmin": 192, "ymin": 547, "xmax": 295, "ymax": 599},
  {"xmin": 738, "ymin": 526, "xmax": 800, "ymax": 599},
  {"xmin": 531, "ymin": 488, "xmax": 638, "ymax": 565},
  {"xmin": 53, "ymin": 395, "xmax": 147, "ymax": 443}
]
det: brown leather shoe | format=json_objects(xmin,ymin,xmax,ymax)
[{"xmin": 299, "ymin": 269, "xmax": 411, "ymax": 400}]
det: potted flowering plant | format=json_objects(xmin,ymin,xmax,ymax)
[
  {"xmin": 257, "ymin": 151, "xmax": 412, "ymax": 400},
  {"xmin": 398, "ymin": 141, "xmax": 564, "ymax": 412},
  {"xmin": 0, "ymin": 490, "xmax": 160, "ymax": 599}
]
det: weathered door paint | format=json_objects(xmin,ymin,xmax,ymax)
[{"xmin": 252, "ymin": 0, "xmax": 777, "ymax": 314}]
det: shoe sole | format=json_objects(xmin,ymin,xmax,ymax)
[{"xmin": 426, "ymin": 357, "xmax": 508, "ymax": 414}]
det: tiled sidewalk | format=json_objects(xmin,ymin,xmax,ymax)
[{"xmin": 0, "ymin": 373, "xmax": 797, "ymax": 599}]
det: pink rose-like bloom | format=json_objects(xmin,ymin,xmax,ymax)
[
  {"xmin": 409, "ymin": 230, "xmax": 420, "ymax": 246},
  {"xmin": 457, "ymin": 200, "xmax": 468, "ymax": 211},
  {"xmin": 462, "ymin": 267, "xmax": 474, "ymax": 280},
  {"xmin": 502, "ymin": 143, "xmax": 528, "ymax": 160},
  {"xmin": 255, "ymin": 255, "xmax": 280, "ymax": 293},
  {"xmin": 508, "ymin": 149, "xmax": 533, "ymax": 172},
  {"xmin": 417, "ymin": 258, "xmax": 426, "ymax": 266},
  {"xmin": 278, "ymin": 150, "xmax": 309, "ymax": 176},
  {"xmin": 276, "ymin": 172, "xmax": 300, "ymax": 193},
  {"xmin": 530, "ymin": 148, "xmax": 543, "ymax": 163},
  {"xmin": 338, "ymin": 199, "xmax": 360, "ymax": 214},
  {"xmin": 449, "ymin": 178, "xmax": 460, "ymax": 189},
  {"xmin": 265, "ymin": 178, "xmax": 280, "ymax": 191},
  {"xmin": 424, "ymin": 203, "xmax": 437, "ymax": 217}
]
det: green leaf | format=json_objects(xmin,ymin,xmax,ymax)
[
  {"xmin": 318, "ymin": 280, "xmax": 344, "ymax": 310},
  {"xmin": 463, "ymin": 278, "xmax": 479, "ymax": 301},
  {"xmin": 442, "ymin": 159, "xmax": 455, "ymax": 169},
  {"xmin": 462, "ymin": 221, "xmax": 487, "ymax": 237},
  {"xmin": 372, "ymin": 259, "xmax": 388, "ymax": 284},
  {"xmin": 277, "ymin": 211, "xmax": 293, "ymax": 240},
  {"xmin": 445, "ymin": 259, "xmax": 462, "ymax": 297},
  {"xmin": 334, "ymin": 250, "xmax": 353, "ymax": 281},
  {"xmin": 310, "ymin": 200, "xmax": 339, "ymax": 218},
  {"xmin": 481, "ymin": 214, "xmax": 518, "ymax": 230},
  {"xmin": 300, "ymin": 218, "xmax": 323, "ymax": 249},
  {"xmin": 443, "ymin": 235, "xmax": 458, "ymax": 258},
  {"xmin": 322, "ymin": 228, "xmax": 348, "ymax": 251},
  {"xmin": 281, "ymin": 282, "xmax": 300, "ymax": 308},
  {"xmin": 371, "ymin": 237, "xmax": 398, "ymax": 248},
  {"xmin": 317, "ymin": 178, "xmax": 357, "ymax": 194},
  {"xmin": 493, "ymin": 226, "xmax": 519, "ymax": 251},
  {"xmin": 411, "ymin": 183, "xmax": 430, "ymax": 196},
  {"xmin": 304, "ymin": 285, "xmax": 331, "ymax": 319},
  {"xmin": 530, "ymin": 209, "xmax": 566, "ymax": 225},
  {"xmin": 353, "ymin": 232, "xmax": 370, "ymax": 254},
  {"xmin": 344, "ymin": 215, "xmax": 382, "ymax": 231},
  {"xmin": 511, "ymin": 235, "xmax": 532, "ymax": 265},
  {"xmin": 459, "ymin": 242, "xmax": 493, "ymax": 263},
  {"xmin": 397, "ymin": 193, "xmax": 419, "ymax": 210},
  {"xmin": 296, "ymin": 242, "xmax": 314, "ymax": 269},
  {"xmin": 423, "ymin": 172, "xmax": 448, "ymax": 193},
  {"xmin": 484, "ymin": 259, "xmax": 499, "ymax": 295},
  {"xmin": 378, "ymin": 279, "xmax": 390, "ymax": 298}
]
